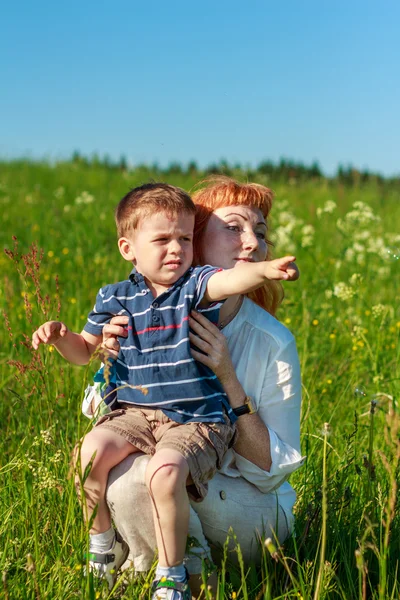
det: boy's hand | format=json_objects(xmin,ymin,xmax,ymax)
[
  {"xmin": 32, "ymin": 321, "xmax": 69, "ymax": 349},
  {"xmin": 101, "ymin": 315, "xmax": 129, "ymax": 359},
  {"xmin": 264, "ymin": 256, "xmax": 297, "ymax": 281},
  {"xmin": 286, "ymin": 261, "xmax": 300, "ymax": 281}
]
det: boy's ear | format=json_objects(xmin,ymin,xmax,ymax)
[{"xmin": 118, "ymin": 237, "xmax": 136, "ymax": 262}]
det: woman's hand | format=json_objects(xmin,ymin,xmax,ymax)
[
  {"xmin": 189, "ymin": 310, "xmax": 236, "ymax": 385},
  {"xmin": 101, "ymin": 315, "xmax": 129, "ymax": 359}
]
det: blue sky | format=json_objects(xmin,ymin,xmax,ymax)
[{"xmin": 1, "ymin": 0, "xmax": 399, "ymax": 175}]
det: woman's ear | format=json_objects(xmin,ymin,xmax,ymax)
[{"xmin": 118, "ymin": 237, "xmax": 136, "ymax": 262}]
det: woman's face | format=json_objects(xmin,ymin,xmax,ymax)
[{"xmin": 201, "ymin": 205, "xmax": 268, "ymax": 269}]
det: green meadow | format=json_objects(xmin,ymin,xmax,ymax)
[{"xmin": 1, "ymin": 160, "xmax": 399, "ymax": 599}]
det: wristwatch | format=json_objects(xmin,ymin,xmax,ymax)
[{"xmin": 232, "ymin": 396, "xmax": 256, "ymax": 417}]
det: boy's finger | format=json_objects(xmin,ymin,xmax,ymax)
[
  {"xmin": 60, "ymin": 323, "xmax": 68, "ymax": 337},
  {"xmin": 44, "ymin": 323, "xmax": 54, "ymax": 338},
  {"xmin": 104, "ymin": 325, "xmax": 127, "ymax": 338},
  {"xmin": 110, "ymin": 315, "xmax": 129, "ymax": 325}
]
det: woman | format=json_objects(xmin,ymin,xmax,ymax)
[{"xmin": 104, "ymin": 177, "xmax": 304, "ymax": 594}]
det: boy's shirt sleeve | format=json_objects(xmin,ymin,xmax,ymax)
[
  {"xmin": 83, "ymin": 287, "xmax": 113, "ymax": 335},
  {"xmin": 192, "ymin": 265, "xmax": 224, "ymax": 309}
]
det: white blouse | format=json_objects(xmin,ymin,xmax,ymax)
[{"xmin": 219, "ymin": 296, "xmax": 304, "ymax": 526}]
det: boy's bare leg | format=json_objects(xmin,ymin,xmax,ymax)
[
  {"xmin": 78, "ymin": 428, "xmax": 138, "ymax": 533},
  {"xmin": 145, "ymin": 449, "xmax": 190, "ymax": 567}
]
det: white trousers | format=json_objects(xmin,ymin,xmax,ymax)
[{"xmin": 106, "ymin": 453, "xmax": 290, "ymax": 574}]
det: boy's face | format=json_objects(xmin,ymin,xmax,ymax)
[{"xmin": 119, "ymin": 210, "xmax": 194, "ymax": 293}]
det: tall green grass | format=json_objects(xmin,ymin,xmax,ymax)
[{"xmin": 1, "ymin": 161, "xmax": 399, "ymax": 598}]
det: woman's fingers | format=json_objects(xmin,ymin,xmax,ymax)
[
  {"xmin": 190, "ymin": 347, "xmax": 212, "ymax": 368},
  {"xmin": 189, "ymin": 311, "xmax": 221, "ymax": 337},
  {"xmin": 189, "ymin": 332, "xmax": 213, "ymax": 353}
]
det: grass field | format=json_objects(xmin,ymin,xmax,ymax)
[{"xmin": 1, "ymin": 160, "xmax": 400, "ymax": 599}]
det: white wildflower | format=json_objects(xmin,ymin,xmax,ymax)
[
  {"xmin": 356, "ymin": 253, "xmax": 366, "ymax": 265},
  {"xmin": 353, "ymin": 242, "xmax": 365, "ymax": 253},
  {"xmin": 301, "ymin": 236, "xmax": 313, "ymax": 248},
  {"xmin": 40, "ymin": 428, "xmax": 53, "ymax": 445},
  {"xmin": 354, "ymin": 230, "xmax": 371, "ymax": 241},
  {"xmin": 272, "ymin": 226, "xmax": 296, "ymax": 253},
  {"xmin": 333, "ymin": 282, "xmax": 355, "ymax": 301},
  {"xmin": 366, "ymin": 236, "xmax": 387, "ymax": 258},
  {"xmin": 371, "ymin": 304, "xmax": 387, "ymax": 319},
  {"xmin": 75, "ymin": 191, "xmax": 95, "ymax": 205},
  {"xmin": 54, "ymin": 186, "xmax": 65, "ymax": 199},
  {"xmin": 377, "ymin": 266, "xmax": 390, "ymax": 277},
  {"xmin": 302, "ymin": 224, "xmax": 315, "ymax": 236},
  {"xmin": 317, "ymin": 200, "xmax": 337, "ymax": 218},
  {"xmin": 349, "ymin": 273, "xmax": 363, "ymax": 286},
  {"xmin": 345, "ymin": 248, "xmax": 355, "ymax": 262}
]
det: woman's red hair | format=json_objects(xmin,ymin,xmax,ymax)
[{"xmin": 192, "ymin": 176, "xmax": 283, "ymax": 316}]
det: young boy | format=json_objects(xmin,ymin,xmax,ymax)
[{"xmin": 32, "ymin": 183, "xmax": 296, "ymax": 599}]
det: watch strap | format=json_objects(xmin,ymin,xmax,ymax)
[{"xmin": 232, "ymin": 396, "xmax": 255, "ymax": 417}]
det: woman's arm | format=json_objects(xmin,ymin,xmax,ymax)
[{"xmin": 189, "ymin": 311, "xmax": 272, "ymax": 471}]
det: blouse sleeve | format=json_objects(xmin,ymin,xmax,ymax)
[{"xmin": 233, "ymin": 337, "xmax": 305, "ymax": 493}]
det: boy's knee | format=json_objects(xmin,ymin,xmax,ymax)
[{"xmin": 145, "ymin": 452, "xmax": 189, "ymax": 497}]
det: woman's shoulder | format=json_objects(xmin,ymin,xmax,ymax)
[{"xmin": 238, "ymin": 297, "xmax": 296, "ymax": 348}]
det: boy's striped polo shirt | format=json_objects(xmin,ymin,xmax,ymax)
[{"xmin": 84, "ymin": 265, "xmax": 236, "ymax": 424}]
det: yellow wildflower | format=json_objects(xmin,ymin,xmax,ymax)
[
  {"xmin": 365, "ymin": 310, "xmax": 371, "ymax": 316},
  {"xmin": 62, "ymin": 247, "xmax": 69, "ymax": 255},
  {"xmin": 329, "ymin": 333, "xmax": 336, "ymax": 340},
  {"xmin": 284, "ymin": 317, "xmax": 291, "ymax": 324},
  {"xmin": 312, "ymin": 319, "xmax": 319, "ymax": 326},
  {"xmin": 70, "ymin": 298, "xmax": 77, "ymax": 304},
  {"xmin": 47, "ymin": 250, "xmax": 54, "ymax": 258}
]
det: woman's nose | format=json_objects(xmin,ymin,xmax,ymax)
[{"xmin": 241, "ymin": 230, "xmax": 259, "ymax": 251}]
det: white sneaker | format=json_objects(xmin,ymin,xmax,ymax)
[
  {"xmin": 86, "ymin": 533, "xmax": 129, "ymax": 589},
  {"xmin": 151, "ymin": 573, "xmax": 191, "ymax": 600}
]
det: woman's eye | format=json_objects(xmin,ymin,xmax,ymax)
[
  {"xmin": 227, "ymin": 225, "xmax": 240, "ymax": 232},
  {"xmin": 256, "ymin": 232, "xmax": 266, "ymax": 240}
]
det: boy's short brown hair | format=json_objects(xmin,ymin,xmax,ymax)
[{"xmin": 115, "ymin": 183, "xmax": 196, "ymax": 238}]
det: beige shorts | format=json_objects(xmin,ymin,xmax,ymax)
[{"xmin": 95, "ymin": 405, "xmax": 236, "ymax": 500}]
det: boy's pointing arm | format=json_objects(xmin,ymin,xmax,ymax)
[{"xmin": 204, "ymin": 256, "xmax": 297, "ymax": 303}]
